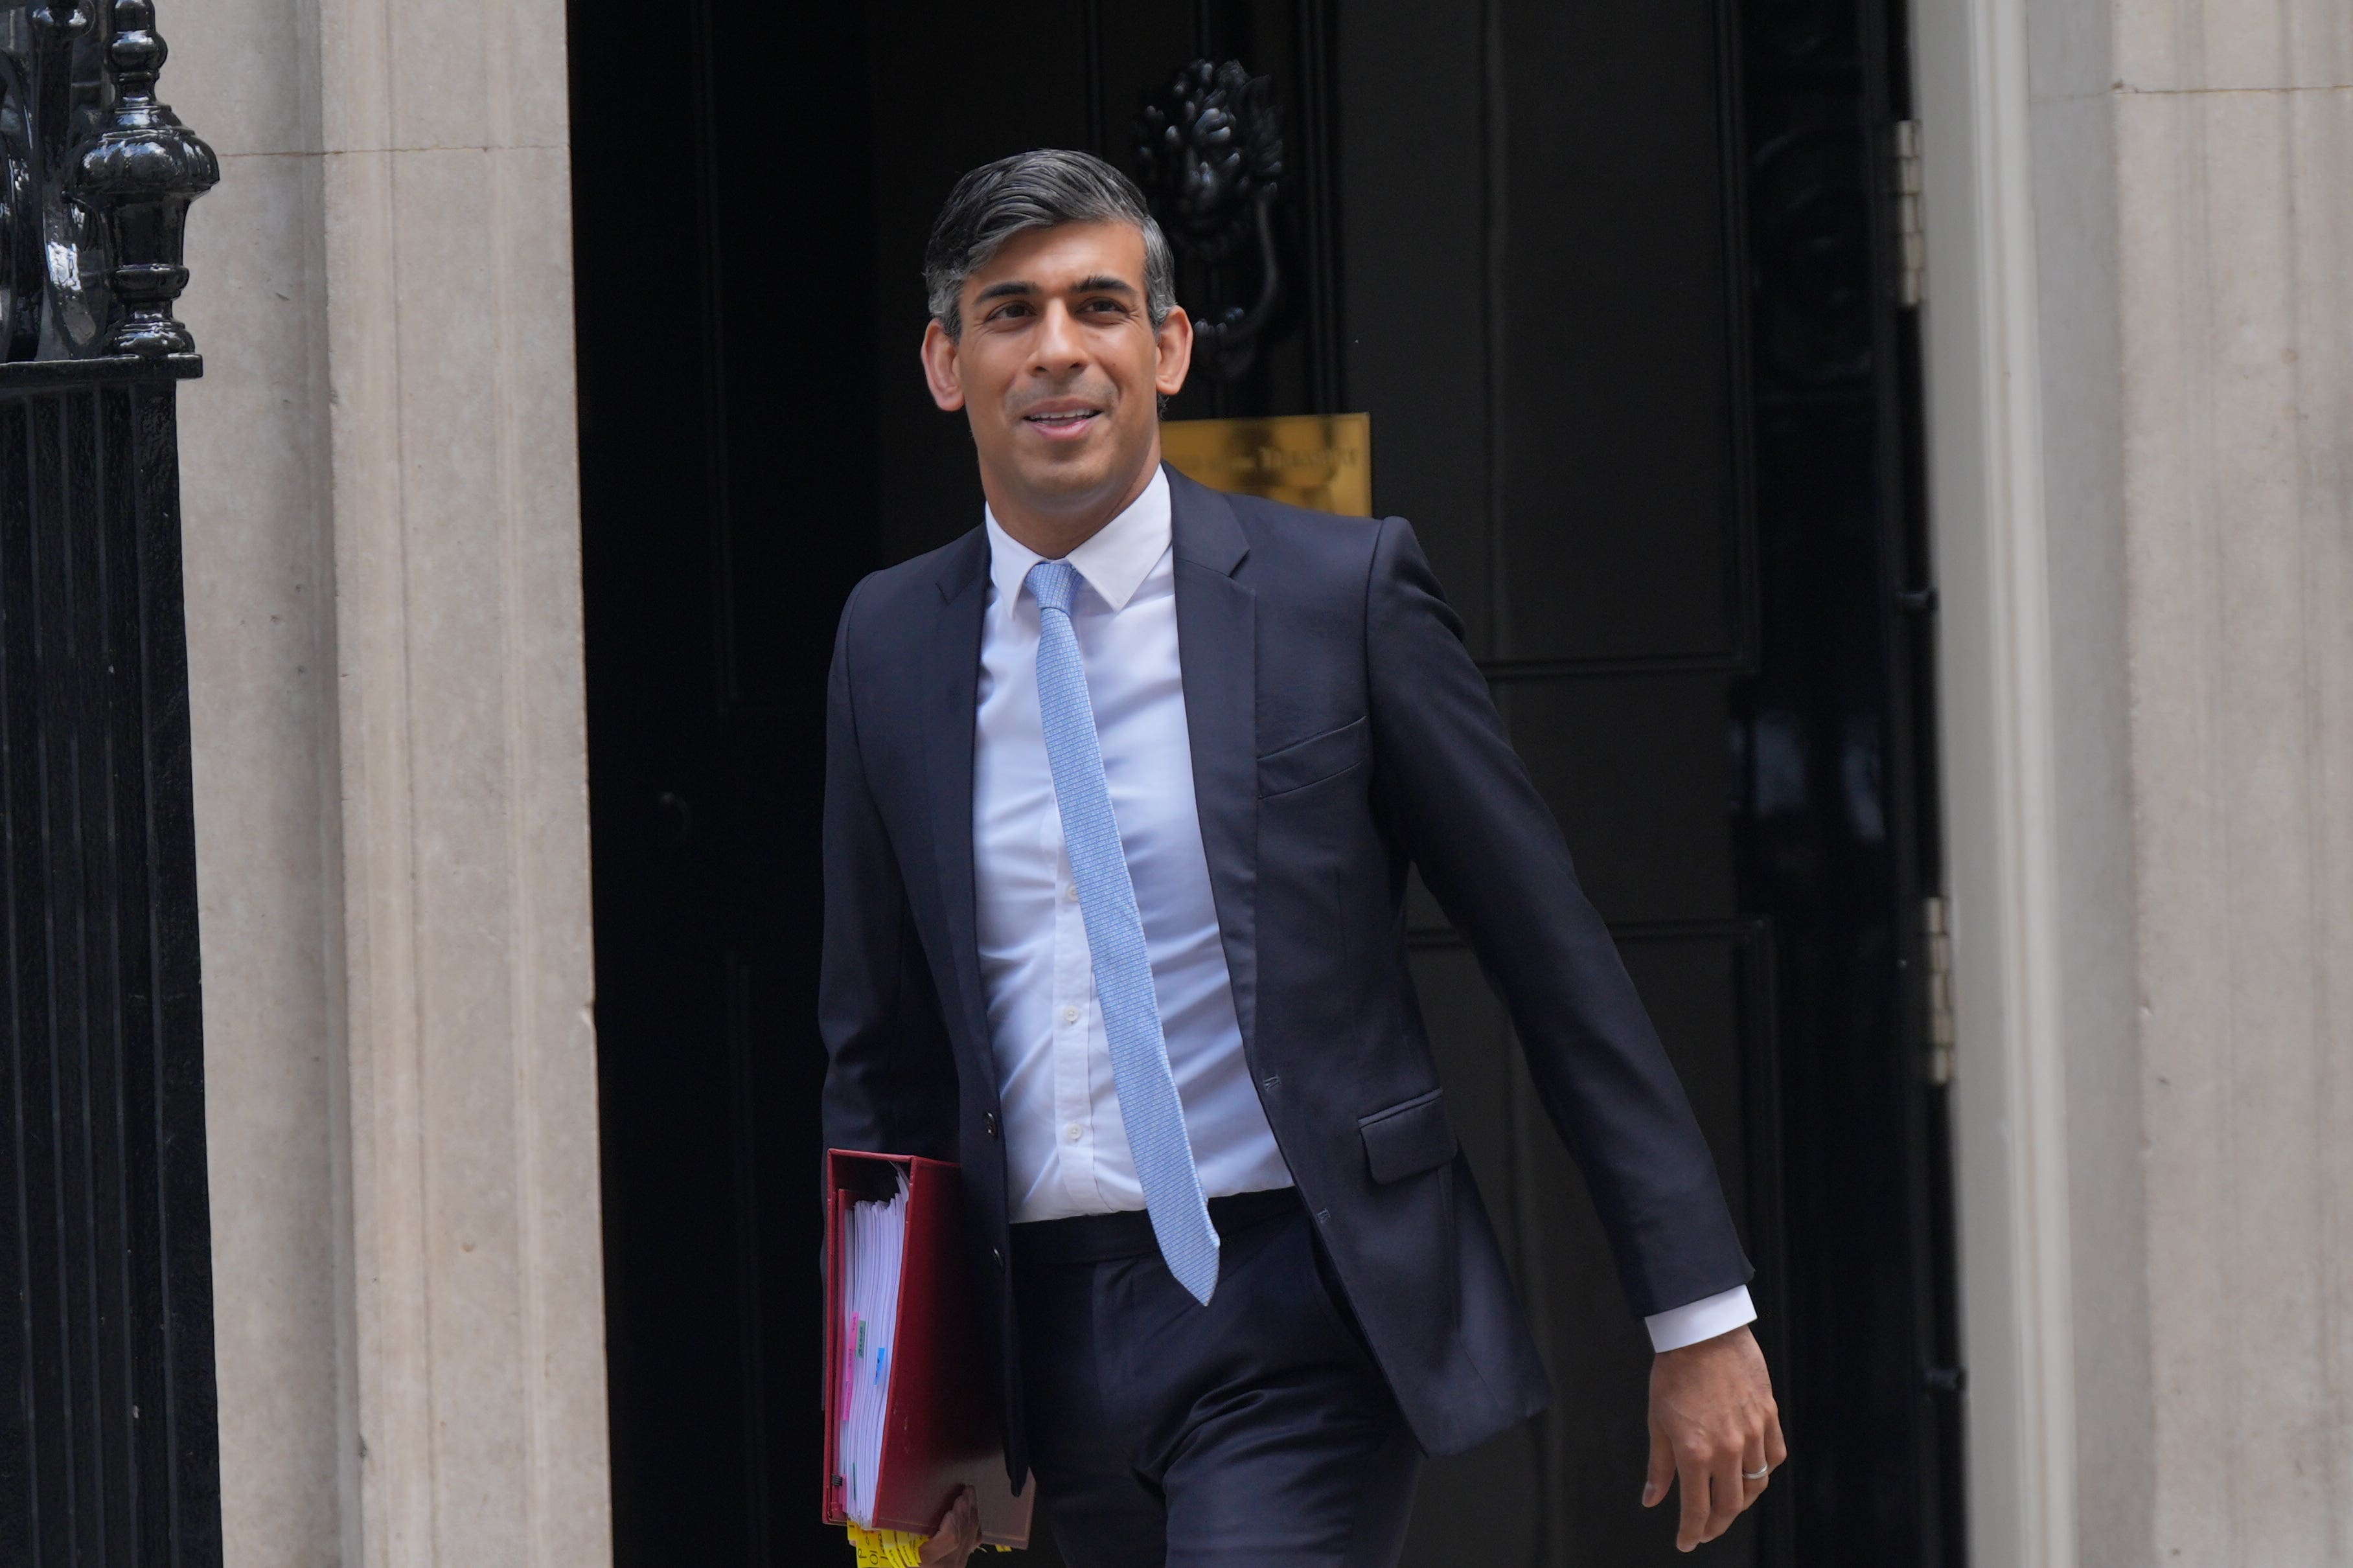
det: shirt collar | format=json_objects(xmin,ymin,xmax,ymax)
[{"xmin": 984, "ymin": 464, "xmax": 1172, "ymax": 615}]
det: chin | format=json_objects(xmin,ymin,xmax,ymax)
[{"xmin": 1011, "ymin": 448, "xmax": 1124, "ymax": 502}]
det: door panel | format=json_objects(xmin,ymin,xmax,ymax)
[
  {"xmin": 1334, "ymin": 6, "xmax": 1493, "ymax": 647},
  {"xmin": 1391, "ymin": 948, "xmax": 1546, "ymax": 1564},
  {"xmin": 1493, "ymin": 1, "xmax": 1743, "ymax": 665},
  {"xmin": 1504, "ymin": 677, "xmax": 1739, "ymax": 921},
  {"xmin": 1349, "ymin": 5, "xmax": 1769, "ymax": 1556}
]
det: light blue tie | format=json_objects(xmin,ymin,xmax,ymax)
[{"xmin": 1026, "ymin": 559, "xmax": 1221, "ymax": 1304}]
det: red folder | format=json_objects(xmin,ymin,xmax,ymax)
[{"xmin": 822, "ymin": 1149, "xmax": 1035, "ymax": 1549}]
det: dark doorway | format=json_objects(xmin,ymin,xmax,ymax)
[{"xmin": 568, "ymin": 3, "xmax": 1961, "ymax": 1565}]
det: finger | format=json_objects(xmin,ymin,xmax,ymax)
[
  {"xmin": 1764, "ymin": 1407, "xmax": 1789, "ymax": 1471},
  {"xmin": 1704, "ymin": 1444, "xmax": 1745, "ymax": 1542},
  {"xmin": 1740, "ymin": 1430, "xmax": 1771, "ymax": 1502},
  {"xmin": 1676, "ymin": 1445, "xmax": 1711, "ymax": 1549},
  {"xmin": 921, "ymin": 1489, "xmax": 978, "ymax": 1565},
  {"xmin": 1644, "ymin": 1422, "xmax": 1675, "ymax": 1508}
]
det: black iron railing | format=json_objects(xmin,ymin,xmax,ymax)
[{"xmin": 0, "ymin": 3, "xmax": 220, "ymax": 1563}]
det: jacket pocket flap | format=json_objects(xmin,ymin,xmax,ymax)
[
  {"xmin": 1358, "ymin": 1089, "xmax": 1458, "ymax": 1184},
  {"xmin": 1258, "ymin": 715, "xmax": 1370, "ymax": 798}
]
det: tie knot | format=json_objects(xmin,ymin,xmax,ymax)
[{"xmin": 1026, "ymin": 558, "xmax": 1081, "ymax": 616}]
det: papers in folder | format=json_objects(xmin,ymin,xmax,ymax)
[
  {"xmin": 821, "ymin": 1150, "xmax": 1035, "ymax": 1556},
  {"xmin": 836, "ymin": 1170, "xmax": 909, "ymax": 1527}
]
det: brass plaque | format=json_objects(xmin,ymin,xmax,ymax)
[{"xmin": 1160, "ymin": 412, "xmax": 1373, "ymax": 517}]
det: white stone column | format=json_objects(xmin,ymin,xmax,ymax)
[
  {"xmin": 173, "ymin": 0, "xmax": 611, "ymax": 1560},
  {"xmin": 2106, "ymin": 5, "xmax": 2353, "ymax": 1563},
  {"xmin": 174, "ymin": 0, "xmax": 345, "ymax": 1557},
  {"xmin": 1919, "ymin": 0, "xmax": 2352, "ymax": 1562}
]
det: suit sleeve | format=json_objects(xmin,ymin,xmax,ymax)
[
  {"xmin": 818, "ymin": 580, "xmax": 958, "ymax": 1190},
  {"xmin": 1363, "ymin": 516, "xmax": 1752, "ymax": 1317}
]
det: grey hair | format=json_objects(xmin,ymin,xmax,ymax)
[{"xmin": 923, "ymin": 149, "xmax": 1177, "ymax": 338}]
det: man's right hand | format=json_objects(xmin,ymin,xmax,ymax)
[{"xmin": 919, "ymin": 1487, "xmax": 980, "ymax": 1566}]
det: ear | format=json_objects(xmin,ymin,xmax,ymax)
[
  {"xmin": 1153, "ymin": 304, "xmax": 1193, "ymax": 398},
  {"xmin": 921, "ymin": 319, "xmax": 966, "ymax": 412}
]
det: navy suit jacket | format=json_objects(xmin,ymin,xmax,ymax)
[{"xmin": 820, "ymin": 464, "xmax": 1750, "ymax": 1476}]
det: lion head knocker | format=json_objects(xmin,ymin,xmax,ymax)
[{"xmin": 1134, "ymin": 60, "xmax": 1285, "ymax": 378}]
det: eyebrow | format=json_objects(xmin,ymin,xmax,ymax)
[{"xmin": 972, "ymin": 274, "xmax": 1140, "ymax": 304}]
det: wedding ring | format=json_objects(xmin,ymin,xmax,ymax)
[{"xmin": 1743, "ymin": 1465, "xmax": 1771, "ymax": 1482}]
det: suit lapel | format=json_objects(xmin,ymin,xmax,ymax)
[
  {"xmin": 1167, "ymin": 466, "xmax": 1261, "ymax": 1052},
  {"xmin": 926, "ymin": 529, "xmax": 994, "ymax": 1059}
]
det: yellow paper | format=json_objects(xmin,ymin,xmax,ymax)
[{"xmin": 846, "ymin": 1523, "xmax": 925, "ymax": 1566}]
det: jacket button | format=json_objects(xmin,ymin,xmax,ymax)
[
  {"xmin": 991, "ymin": 1247, "xmax": 1005, "ymax": 1270},
  {"xmin": 983, "ymin": 1111, "xmax": 1000, "ymax": 1139}
]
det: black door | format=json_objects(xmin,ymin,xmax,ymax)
[{"xmin": 569, "ymin": 3, "xmax": 1960, "ymax": 1564}]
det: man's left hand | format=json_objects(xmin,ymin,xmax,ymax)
[
  {"xmin": 1642, "ymin": 1324, "xmax": 1785, "ymax": 1551},
  {"xmin": 919, "ymin": 1487, "xmax": 980, "ymax": 1566}
]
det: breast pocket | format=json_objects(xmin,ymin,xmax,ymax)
[
  {"xmin": 1257, "ymin": 715, "xmax": 1370, "ymax": 799},
  {"xmin": 1357, "ymin": 1088, "xmax": 1460, "ymax": 1184}
]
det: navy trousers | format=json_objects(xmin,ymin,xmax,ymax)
[{"xmin": 1011, "ymin": 1188, "xmax": 1423, "ymax": 1568}]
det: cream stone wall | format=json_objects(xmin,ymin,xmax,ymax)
[
  {"xmin": 2104, "ymin": 5, "xmax": 2353, "ymax": 1563},
  {"xmin": 170, "ymin": 0, "xmax": 610, "ymax": 1562},
  {"xmin": 172, "ymin": 0, "xmax": 343, "ymax": 1554},
  {"xmin": 1919, "ymin": 0, "xmax": 2352, "ymax": 1563}
]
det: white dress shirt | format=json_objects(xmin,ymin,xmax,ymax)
[{"xmin": 972, "ymin": 467, "xmax": 1754, "ymax": 1353}]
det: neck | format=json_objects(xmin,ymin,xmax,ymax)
[{"xmin": 983, "ymin": 438, "xmax": 1162, "ymax": 560}]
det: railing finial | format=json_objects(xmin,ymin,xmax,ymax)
[{"xmin": 69, "ymin": 0, "xmax": 218, "ymax": 357}]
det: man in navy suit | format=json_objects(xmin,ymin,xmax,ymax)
[{"xmin": 821, "ymin": 150, "xmax": 1785, "ymax": 1567}]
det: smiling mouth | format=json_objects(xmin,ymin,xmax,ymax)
[{"xmin": 1022, "ymin": 407, "xmax": 1101, "ymax": 433}]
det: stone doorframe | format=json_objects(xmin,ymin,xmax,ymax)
[
  {"xmin": 174, "ymin": 0, "xmax": 611, "ymax": 1563},
  {"xmin": 1912, "ymin": 1, "xmax": 2083, "ymax": 1560}
]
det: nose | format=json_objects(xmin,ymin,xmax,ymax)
[{"xmin": 1031, "ymin": 299, "xmax": 1088, "ymax": 372}]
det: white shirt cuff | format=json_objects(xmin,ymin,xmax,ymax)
[{"xmin": 1644, "ymin": 1286, "xmax": 1757, "ymax": 1353}]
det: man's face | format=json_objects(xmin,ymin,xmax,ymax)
[{"xmin": 921, "ymin": 221, "xmax": 1191, "ymax": 526}]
